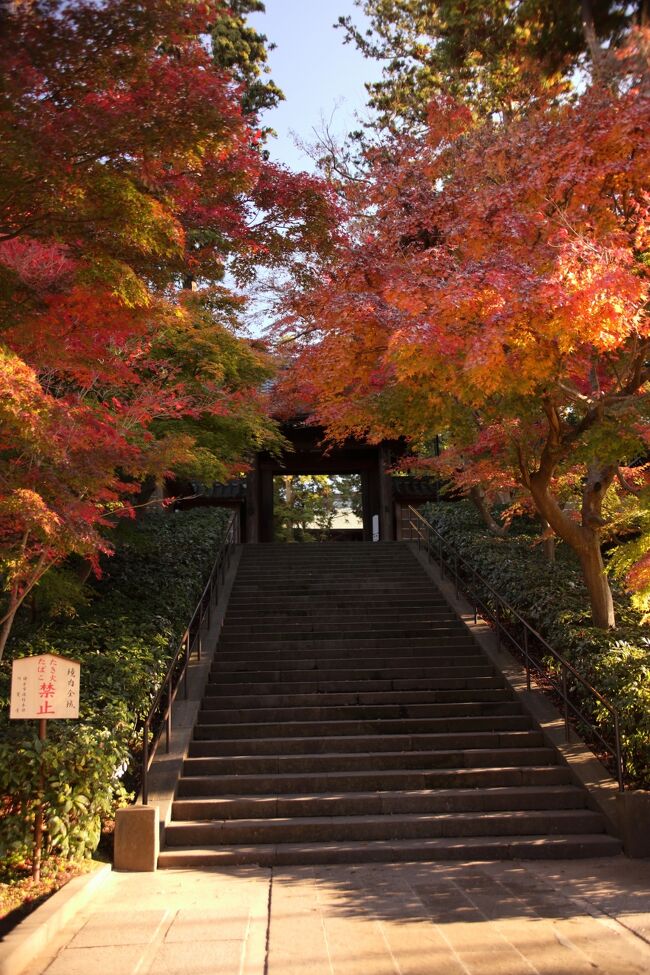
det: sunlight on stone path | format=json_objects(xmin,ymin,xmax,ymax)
[{"xmin": 25, "ymin": 859, "xmax": 650, "ymax": 975}]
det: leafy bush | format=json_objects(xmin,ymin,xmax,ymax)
[
  {"xmin": 422, "ymin": 501, "xmax": 650, "ymax": 787},
  {"xmin": 0, "ymin": 508, "xmax": 231, "ymax": 863}
]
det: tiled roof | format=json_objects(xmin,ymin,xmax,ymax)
[
  {"xmin": 391, "ymin": 476, "xmax": 439, "ymax": 501},
  {"xmin": 193, "ymin": 481, "xmax": 246, "ymax": 500}
]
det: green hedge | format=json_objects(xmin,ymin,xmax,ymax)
[
  {"xmin": 0, "ymin": 507, "xmax": 231, "ymax": 863},
  {"xmin": 422, "ymin": 501, "xmax": 650, "ymax": 787}
]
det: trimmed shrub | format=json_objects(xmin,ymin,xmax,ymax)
[
  {"xmin": 0, "ymin": 508, "xmax": 231, "ymax": 863},
  {"xmin": 422, "ymin": 501, "xmax": 650, "ymax": 787}
]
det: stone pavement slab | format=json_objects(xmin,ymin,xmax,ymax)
[{"xmin": 22, "ymin": 857, "xmax": 650, "ymax": 975}]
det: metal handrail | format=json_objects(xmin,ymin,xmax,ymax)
[
  {"xmin": 407, "ymin": 505, "xmax": 625, "ymax": 791},
  {"xmin": 141, "ymin": 511, "xmax": 240, "ymax": 804}
]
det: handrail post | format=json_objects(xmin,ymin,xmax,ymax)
[
  {"xmin": 614, "ymin": 712, "xmax": 624, "ymax": 792},
  {"xmin": 562, "ymin": 665, "xmax": 570, "ymax": 743},
  {"xmin": 183, "ymin": 632, "xmax": 190, "ymax": 700},
  {"xmin": 524, "ymin": 627, "xmax": 531, "ymax": 691},
  {"xmin": 142, "ymin": 722, "xmax": 149, "ymax": 806},
  {"xmin": 495, "ymin": 602, "xmax": 501, "ymax": 650},
  {"xmin": 454, "ymin": 553, "xmax": 459, "ymax": 598},
  {"xmin": 166, "ymin": 681, "xmax": 172, "ymax": 753},
  {"xmin": 472, "ymin": 567, "xmax": 477, "ymax": 624}
]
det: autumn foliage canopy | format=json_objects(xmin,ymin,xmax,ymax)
[
  {"xmin": 0, "ymin": 0, "xmax": 334, "ymax": 655},
  {"xmin": 279, "ymin": 34, "xmax": 650, "ymax": 627}
]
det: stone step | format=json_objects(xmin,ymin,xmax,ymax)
[
  {"xmin": 227, "ymin": 595, "xmax": 448, "ymax": 607},
  {"xmin": 158, "ymin": 833, "xmax": 622, "ymax": 868},
  {"xmin": 221, "ymin": 612, "xmax": 459, "ymax": 626},
  {"xmin": 234, "ymin": 565, "xmax": 425, "ymax": 576},
  {"xmin": 182, "ymin": 746, "xmax": 557, "ymax": 777},
  {"xmin": 196, "ymin": 702, "xmax": 521, "ymax": 729},
  {"xmin": 195, "ymin": 687, "xmax": 515, "ymax": 711},
  {"xmin": 172, "ymin": 784, "xmax": 588, "ymax": 821},
  {"xmin": 201, "ymin": 675, "xmax": 505, "ymax": 697},
  {"xmin": 217, "ymin": 626, "xmax": 467, "ymax": 645},
  {"xmin": 236, "ymin": 556, "xmax": 418, "ymax": 563},
  {"xmin": 235, "ymin": 572, "xmax": 424, "ymax": 578},
  {"xmin": 164, "ymin": 808, "xmax": 606, "ymax": 847},
  {"xmin": 194, "ymin": 716, "xmax": 533, "ymax": 741},
  {"xmin": 219, "ymin": 619, "xmax": 463, "ymax": 637},
  {"xmin": 225, "ymin": 601, "xmax": 449, "ymax": 615},
  {"xmin": 231, "ymin": 577, "xmax": 436, "ymax": 587},
  {"xmin": 210, "ymin": 653, "xmax": 488, "ymax": 672},
  {"xmin": 175, "ymin": 764, "xmax": 575, "ymax": 798},
  {"xmin": 238, "ymin": 545, "xmax": 412, "ymax": 556},
  {"xmin": 236, "ymin": 561, "xmax": 416, "ymax": 569},
  {"xmin": 188, "ymin": 729, "xmax": 544, "ymax": 757},
  {"xmin": 216, "ymin": 636, "xmax": 479, "ymax": 653},
  {"xmin": 207, "ymin": 665, "xmax": 495, "ymax": 686},
  {"xmin": 237, "ymin": 549, "xmax": 414, "ymax": 556},
  {"xmin": 232, "ymin": 579, "xmax": 429, "ymax": 590},
  {"xmin": 213, "ymin": 646, "xmax": 484, "ymax": 664},
  {"xmin": 231, "ymin": 586, "xmax": 438, "ymax": 597}
]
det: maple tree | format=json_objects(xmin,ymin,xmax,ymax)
[
  {"xmin": 0, "ymin": 0, "xmax": 335, "ymax": 656},
  {"xmin": 280, "ymin": 38, "xmax": 650, "ymax": 629},
  {"xmin": 0, "ymin": 347, "xmax": 138, "ymax": 659}
]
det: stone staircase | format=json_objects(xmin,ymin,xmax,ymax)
[{"xmin": 158, "ymin": 542, "xmax": 620, "ymax": 866}]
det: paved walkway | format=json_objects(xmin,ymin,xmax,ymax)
[{"xmin": 25, "ymin": 857, "xmax": 650, "ymax": 975}]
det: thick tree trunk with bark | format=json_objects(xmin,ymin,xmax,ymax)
[
  {"xmin": 469, "ymin": 485, "xmax": 509, "ymax": 537},
  {"xmin": 579, "ymin": 537, "xmax": 615, "ymax": 629},
  {"xmin": 528, "ymin": 457, "xmax": 616, "ymax": 629},
  {"xmin": 539, "ymin": 517, "xmax": 556, "ymax": 563}
]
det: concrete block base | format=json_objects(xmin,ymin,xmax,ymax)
[
  {"xmin": 616, "ymin": 791, "xmax": 650, "ymax": 858},
  {"xmin": 114, "ymin": 805, "xmax": 159, "ymax": 871}
]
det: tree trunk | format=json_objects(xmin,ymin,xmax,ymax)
[
  {"xmin": 581, "ymin": 0, "xmax": 604, "ymax": 76},
  {"xmin": 0, "ymin": 591, "xmax": 19, "ymax": 662},
  {"xmin": 579, "ymin": 536, "xmax": 615, "ymax": 629},
  {"xmin": 469, "ymin": 485, "xmax": 508, "ymax": 537},
  {"xmin": 148, "ymin": 478, "xmax": 166, "ymax": 515},
  {"xmin": 539, "ymin": 517, "xmax": 555, "ymax": 563},
  {"xmin": 528, "ymin": 461, "xmax": 616, "ymax": 628}
]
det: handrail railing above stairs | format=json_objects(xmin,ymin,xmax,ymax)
[
  {"xmin": 406, "ymin": 505, "xmax": 626, "ymax": 792},
  {"xmin": 141, "ymin": 511, "xmax": 240, "ymax": 805}
]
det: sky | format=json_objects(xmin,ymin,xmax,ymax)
[{"xmin": 248, "ymin": 1, "xmax": 382, "ymax": 172}]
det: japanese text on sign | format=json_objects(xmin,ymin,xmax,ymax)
[{"xmin": 10, "ymin": 655, "xmax": 80, "ymax": 720}]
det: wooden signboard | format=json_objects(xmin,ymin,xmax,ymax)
[
  {"xmin": 9, "ymin": 653, "xmax": 81, "ymax": 881},
  {"xmin": 10, "ymin": 654, "xmax": 80, "ymax": 720}
]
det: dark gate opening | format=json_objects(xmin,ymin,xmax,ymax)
[
  {"xmin": 272, "ymin": 474, "xmax": 364, "ymax": 542},
  {"xmin": 247, "ymin": 424, "xmax": 393, "ymax": 543}
]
